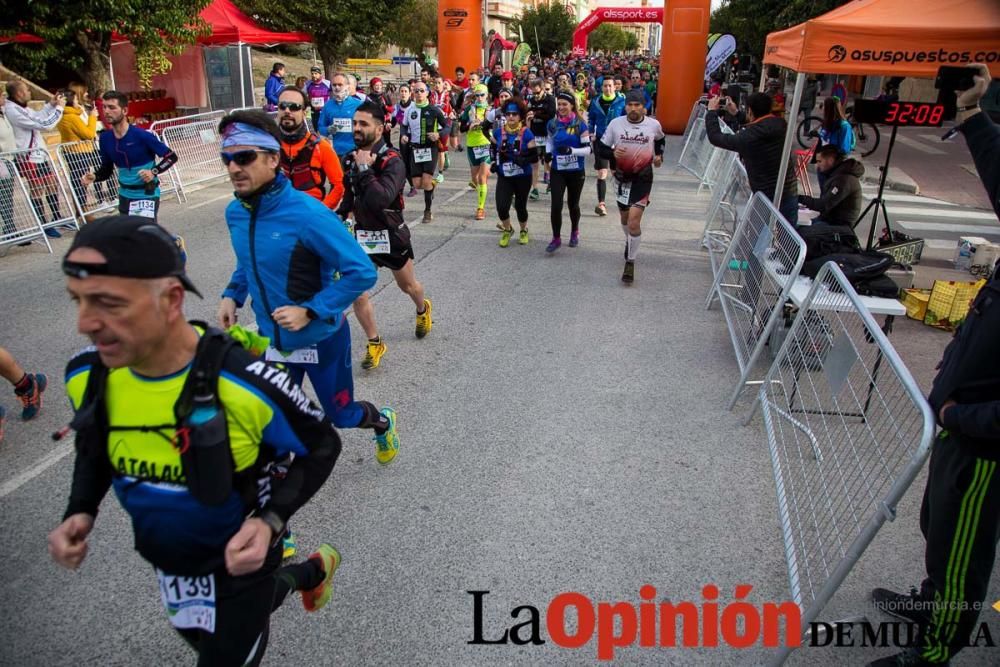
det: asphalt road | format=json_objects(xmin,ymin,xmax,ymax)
[{"xmin": 0, "ymin": 139, "xmax": 997, "ymax": 666}]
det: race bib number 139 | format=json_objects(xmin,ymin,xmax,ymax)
[{"xmin": 157, "ymin": 571, "xmax": 216, "ymax": 633}]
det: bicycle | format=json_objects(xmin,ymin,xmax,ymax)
[{"xmin": 796, "ymin": 106, "xmax": 880, "ymax": 157}]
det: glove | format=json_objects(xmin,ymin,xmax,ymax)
[
  {"xmin": 490, "ymin": 162, "xmax": 498, "ymax": 174},
  {"xmin": 557, "ymin": 145, "xmax": 573, "ymax": 156},
  {"xmin": 226, "ymin": 325, "xmax": 271, "ymax": 358}
]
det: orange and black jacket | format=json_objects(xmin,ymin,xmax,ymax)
[{"xmin": 279, "ymin": 132, "xmax": 345, "ymax": 210}]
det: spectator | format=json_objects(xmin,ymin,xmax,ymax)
[
  {"xmin": 797, "ymin": 145, "xmax": 863, "ymax": 226},
  {"xmin": 868, "ymin": 63, "xmax": 1000, "ymax": 667},
  {"xmin": 57, "ymin": 87, "xmax": 99, "ymax": 217},
  {"xmin": 1, "ymin": 88, "xmax": 21, "ymax": 241},
  {"xmin": 817, "ymin": 97, "xmax": 855, "ymax": 189},
  {"xmin": 264, "ymin": 62, "xmax": 285, "ymax": 111},
  {"xmin": 704, "ymin": 91, "xmax": 798, "ymax": 223}
]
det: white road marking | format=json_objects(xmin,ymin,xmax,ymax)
[
  {"xmin": 863, "ymin": 191, "xmax": 957, "ymax": 206},
  {"xmin": 189, "ymin": 193, "xmax": 233, "ymax": 210},
  {"xmin": 894, "ymin": 220, "xmax": 1000, "ymax": 235},
  {"xmin": 896, "ymin": 136, "xmax": 946, "ymax": 155},
  {"xmin": 0, "ymin": 444, "xmax": 72, "ymax": 499},
  {"xmin": 886, "ymin": 206, "xmax": 997, "ymax": 220}
]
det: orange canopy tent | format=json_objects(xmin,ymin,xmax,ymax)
[
  {"xmin": 762, "ymin": 0, "xmax": 1000, "ymax": 209},
  {"xmin": 763, "ymin": 0, "xmax": 1000, "ymax": 78}
]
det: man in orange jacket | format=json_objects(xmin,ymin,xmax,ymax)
[{"xmin": 276, "ymin": 87, "xmax": 344, "ymax": 210}]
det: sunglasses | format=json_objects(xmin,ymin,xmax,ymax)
[
  {"xmin": 278, "ymin": 102, "xmax": 304, "ymax": 111},
  {"xmin": 220, "ymin": 149, "xmax": 271, "ymax": 167},
  {"xmin": 413, "ymin": 88, "xmax": 428, "ymax": 93},
  {"xmin": 475, "ymin": 93, "xmax": 487, "ymax": 97}
]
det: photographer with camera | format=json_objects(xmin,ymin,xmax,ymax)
[{"xmin": 868, "ymin": 63, "xmax": 1000, "ymax": 667}]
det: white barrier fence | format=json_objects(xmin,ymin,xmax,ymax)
[
  {"xmin": 160, "ymin": 120, "xmax": 228, "ymax": 194},
  {"xmin": 0, "ymin": 147, "xmax": 78, "ymax": 253},
  {"xmin": 702, "ymin": 160, "xmax": 753, "ymax": 279},
  {"xmin": 746, "ymin": 262, "xmax": 934, "ymax": 666},
  {"xmin": 0, "ymin": 155, "xmax": 53, "ymax": 253}
]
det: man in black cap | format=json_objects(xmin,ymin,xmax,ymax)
[{"xmin": 50, "ymin": 216, "xmax": 344, "ymax": 666}]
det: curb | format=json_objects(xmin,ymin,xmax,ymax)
[{"xmin": 858, "ymin": 159, "xmax": 920, "ymax": 195}]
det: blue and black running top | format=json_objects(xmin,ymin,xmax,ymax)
[
  {"xmin": 94, "ymin": 125, "xmax": 177, "ymax": 200},
  {"xmin": 62, "ymin": 334, "xmax": 341, "ymax": 576},
  {"xmin": 491, "ymin": 126, "xmax": 536, "ymax": 179},
  {"xmin": 545, "ymin": 115, "xmax": 590, "ymax": 172}
]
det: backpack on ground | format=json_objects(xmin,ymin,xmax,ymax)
[
  {"xmin": 796, "ymin": 224, "xmax": 861, "ymax": 261},
  {"xmin": 801, "ymin": 250, "xmax": 895, "ymax": 283}
]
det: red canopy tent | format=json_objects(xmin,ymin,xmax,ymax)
[
  {"xmin": 197, "ymin": 0, "xmax": 311, "ymax": 45},
  {"xmin": 0, "ymin": 33, "xmax": 44, "ymax": 45}
]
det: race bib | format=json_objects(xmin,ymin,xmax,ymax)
[
  {"xmin": 128, "ymin": 199, "xmax": 157, "ymax": 218},
  {"xmin": 556, "ymin": 154, "xmax": 578, "ymax": 170},
  {"xmin": 265, "ymin": 345, "xmax": 319, "ymax": 364},
  {"xmin": 412, "ymin": 147, "xmax": 433, "ymax": 163},
  {"xmin": 501, "ymin": 162, "xmax": 524, "ymax": 177},
  {"xmin": 332, "ymin": 118, "xmax": 352, "ymax": 133},
  {"xmin": 356, "ymin": 228, "xmax": 391, "ymax": 254},
  {"xmin": 472, "ymin": 145, "xmax": 490, "ymax": 160},
  {"xmin": 311, "ymin": 97, "xmax": 325, "ymax": 109},
  {"xmin": 157, "ymin": 571, "xmax": 216, "ymax": 633},
  {"xmin": 616, "ymin": 182, "xmax": 631, "ymax": 206}
]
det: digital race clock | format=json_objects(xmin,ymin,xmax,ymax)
[{"xmin": 852, "ymin": 99, "xmax": 946, "ymax": 127}]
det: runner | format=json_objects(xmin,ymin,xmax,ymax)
[
  {"xmin": 587, "ymin": 78, "xmax": 625, "ymax": 216},
  {"xmin": 0, "ymin": 346, "xmax": 46, "ymax": 444},
  {"xmin": 544, "ymin": 92, "xmax": 590, "ymax": 253},
  {"xmin": 304, "ymin": 66, "xmax": 332, "ymax": 130},
  {"xmin": 434, "ymin": 78, "xmax": 454, "ymax": 184},
  {"xmin": 215, "ymin": 110, "xmax": 400, "ymax": 464},
  {"xmin": 398, "ymin": 82, "xmax": 448, "ymax": 224},
  {"xmin": 51, "ymin": 217, "xmax": 343, "ymax": 666},
  {"xmin": 491, "ymin": 98, "xmax": 536, "ymax": 248},
  {"xmin": 459, "ymin": 84, "xmax": 492, "ymax": 220},
  {"xmin": 526, "ymin": 78, "xmax": 556, "ymax": 201},
  {"xmin": 276, "ymin": 87, "xmax": 344, "ymax": 211},
  {"xmin": 597, "ymin": 89, "xmax": 665, "ymax": 284},
  {"xmin": 392, "ymin": 84, "xmax": 414, "ymax": 196},
  {"xmin": 81, "ymin": 91, "xmax": 179, "ymax": 224},
  {"xmin": 338, "ymin": 101, "xmax": 432, "ymax": 370},
  {"xmin": 366, "ymin": 78, "xmax": 395, "ymax": 148},
  {"xmin": 317, "ymin": 73, "xmax": 363, "ymax": 167}
]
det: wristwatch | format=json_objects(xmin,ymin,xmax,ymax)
[
  {"xmin": 150, "ymin": 167, "xmax": 160, "ymax": 176},
  {"xmin": 956, "ymin": 104, "xmax": 980, "ymax": 113}
]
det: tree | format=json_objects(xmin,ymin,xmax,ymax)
[
  {"xmin": 0, "ymin": 0, "xmax": 212, "ymax": 92},
  {"xmin": 623, "ymin": 31, "xmax": 640, "ymax": 53},
  {"xmin": 386, "ymin": 0, "xmax": 438, "ymax": 57},
  {"xmin": 509, "ymin": 3, "xmax": 576, "ymax": 57},
  {"xmin": 588, "ymin": 24, "xmax": 629, "ymax": 54},
  {"xmin": 710, "ymin": 0, "xmax": 852, "ymax": 58},
  {"xmin": 238, "ymin": 0, "xmax": 407, "ymax": 78}
]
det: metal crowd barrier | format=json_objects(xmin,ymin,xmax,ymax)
[
  {"xmin": 706, "ymin": 192, "xmax": 807, "ymax": 409},
  {"xmin": 0, "ymin": 155, "xmax": 53, "ymax": 253},
  {"xmin": 159, "ymin": 119, "xmax": 228, "ymax": 194},
  {"xmin": 678, "ymin": 104, "xmax": 734, "ymax": 193},
  {"xmin": 0, "ymin": 147, "xmax": 79, "ymax": 242},
  {"xmin": 149, "ymin": 110, "xmax": 226, "ymax": 135},
  {"xmin": 745, "ymin": 262, "xmax": 935, "ymax": 666},
  {"xmin": 702, "ymin": 160, "xmax": 752, "ymax": 278},
  {"xmin": 56, "ymin": 140, "xmax": 120, "ymax": 220}
]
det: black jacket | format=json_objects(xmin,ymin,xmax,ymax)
[
  {"xmin": 337, "ymin": 140, "xmax": 407, "ymax": 232},
  {"xmin": 705, "ymin": 110, "xmax": 798, "ymax": 202},
  {"xmin": 927, "ymin": 112, "xmax": 1000, "ymax": 459},
  {"xmin": 527, "ymin": 93, "xmax": 557, "ymax": 138},
  {"xmin": 799, "ymin": 158, "xmax": 864, "ymax": 226}
]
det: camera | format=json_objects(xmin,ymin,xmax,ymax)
[{"xmin": 935, "ymin": 65, "xmax": 977, "ymax": 92}]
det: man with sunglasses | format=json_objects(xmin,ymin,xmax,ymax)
[
  {"xmin": 82, "ymin": 90, "xmax": 178, "ymax": 224},
  {"xmin": 628, "ymin": 70, "xmax": 653, "ymax": 113},
  {"xmin": 317, "ymin": 73, "xmax": 363, "ymax": 168},
  {"xmin": 337, "ymin": 101, "xmax": 432, "ymax": 370},
  {"xmin": 276, "ymin": 87, "xmax": 344, "ymax": 210},
  {"xmin": 398, "ymin": 83, "xmax": 447, "ymax": 224},
  {"xmin": 526, "ymin": 78, "xmax": 556, "ymax": 201},
  {"xmin": 216, "ymin": 110, "xmax": 401, "ymax": 466}
]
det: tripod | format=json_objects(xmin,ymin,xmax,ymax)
[{"xmin": 854, "ymin": 124, "xmax": 899, "ymax": 250}]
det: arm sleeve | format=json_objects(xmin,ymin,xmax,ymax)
[
  {"xmin": 959, "ymin": 112, "xmax": 1000, "ymax": 220},
  {"xmin": 93, "ymin": 148, "xmax": 115, "ymax": 182},
  {"xmin": 704, "ymin": 111, "xmax": 746, "ymax": 153},
  {"xmin": 320, "ymin": 142, "xmax": 345, "ymax": 210},
  {"xmin": 942, "ymin": 400, "xmax": 1000, "ymax": 440},
  {"xmin": 67, "ymin": 113, "xmax": 97, "ymax": 141},
  {"xmin": 63, "ymin": 448, "xmax": 113, "ymax": 520},
  {"xmin": 318, "ymin": 106, "xmax": 332, "ymax": 138},
  {"xmin": 298, "ymin": 208, "xmax": 378, "ymax": 320},
  {"xmin": 222, "ymin": 262, "xmax": 249, "ymax": 306},
  {"xmin": 587, "ymin": 102, "xmax": 597, "ymax": 134},
  {"xmin": 8, "ymin": 102, "xmax": 63, "ymax": 131}
]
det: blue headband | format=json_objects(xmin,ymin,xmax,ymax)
[{"xmin": 221, "ymin": 122, "xmax": 280, "ymax": 151}]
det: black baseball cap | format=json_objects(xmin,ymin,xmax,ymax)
[
  {"xmin": 62, "ymin": 216, "xmax": 202, "ymax": 298},
  {"xmin": 310, "ymin": 65, "xmax": 322, "ymax": 73},
  {"xmin": 625, "ymin": 89, "xmax": 647, "ymax": 105}
]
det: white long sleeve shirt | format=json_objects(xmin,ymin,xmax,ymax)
[{"xmin": 2, "ymin": 100, "xmax": 63, "ymax": 156}]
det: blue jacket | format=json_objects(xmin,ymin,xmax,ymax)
[
  {"xmin": 222, "ymin": 174, "xmax": 376, "ymax": 352},
  {"xmin": 264, "ymin": 73, "xmax": 285, "ymax": 106},
  {"xmin": 317, "ymin": 96, "xmax": 363, "ymax": 157},
  {"xmin": 819, "ymin": 119, "xmax": 854, "ymax": 156},
  {"xmin": 587, "ymin": 93, "xmax": 626, "ymax": 140}
]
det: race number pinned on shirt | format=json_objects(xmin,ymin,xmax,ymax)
[
  {"xmin": 128, "ymin": 199, "xmax": 157, "ymax": 219},
  {"xmin": 472, "ymin": 146, "xmax": 490, "ymax": 161},
  {"xmin": 616, "ymin": 182, "xmax": 631, "ymax": 206},
  {"xmin": 157, "ymin": 571, "xmax": 216, "ymax": 633},
  {"xmin": 356, "ymin": 229, "xmax": 390, "ymax": 254},
  {"xmin": 332, "ymin": 118, "xmax": 352, "ymax": 134},
  {"xmin": 311, "ymin": 97, "xmax": 325, "ymax": 109},
  {"xmin": 555, "ymin": 154, "xmax": 577, "ymax": 171},
  {"xmin": 501, "ymin": 162, "xmax": 524, "ymax": 177},
  {"xmin": 265, "ymin": 346, "xmax": 319, "ymax": 364},
  {"xmin": 412, "ymin": 147, "xmax": 433, "ymax": 163}
]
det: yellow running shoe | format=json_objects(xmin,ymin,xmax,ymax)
[
  {"xmin": 519, "ymin": 229, "xmax": 529, "ymax": 245},
  {"xmin": 415, "ymin": 298, "xmax": 432, "ymax": 338},
  {"xmin": 362, "ymin": 338, "xmax": 387, "ymax": 370},
  {"xmin": 373, "ymin": 407, "xmax": 399, "ymax": 465},
  {"xmin": 281, "ymin": 529, "xmax": 296, "ymax": 560},
  {"xmin": 499, "ymin": 228, "xmax": 512, "ymax": 248},
  {"xmin": 301, "ymin": 544, "xmax": 342, "ymax": 612}
]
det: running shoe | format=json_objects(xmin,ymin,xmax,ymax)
[
  {"xmin": 595, "ymin": 202, "xmax": 607, "ymax": 216},
  {"xmin": 44, "ymin": 227, "xmax": 62, "ymax": 238},
  {"xmin": 499, "ymin": 228, "xmax": 512, "ymax": 248},
  {"xmin": 545, "ymin": 238, "xmax": 561, "ymax": 254},
  {"xmin": 443, "ymin": 153, "xmax": 451, "ymax": 170},
  {"xmin": 362, "ymin": 338, "xmax": 387, "ymax": 370},
  {"xmin": 301, "ymin": 543, "xmax": 342, "ymax": 612},
  {"xmin": 415, "ymin": 299, "xmax": 432, "ymax": 338},
  {"xmin": 519, "ymin": 229, "xmax": 529, "ymax": 245},
  {"xmin": 0, "ymin": 405, "xmax": 6, "ymax": 444},
  {"xmin": 543, "ymin": 172, "xmax": 549, "ymax": 185},
  {"xmin": 422, "ymin": 210, "xmax": 433, "ymax": 224},
  {"xmin": 475, "ymin": 208, "xmax": 485, "ymax": 220},
  {"xmin": 15, "ymin": 373, "xmax": 46, "ymax": 421},
  {"xmin": 870, "ymin": 587, "xmax": 930, "ymax": 625},
  {"xmin": 469, "ymin": 180, "xmax": 476, "ymax": 189},
  {"xmin": 282, "ymin": 529, "xmax": 297, "ymax": 560},
  {"xmin": 569, "ymin": 231, "xmax": 580, "ymax": 247},
  {"xmin": 529, "ymin": 188, "xmax": 540, "ymax": 201},
  {"xmin": 407, "ymin": 186, "xmax": 418, "ymax": 197},
  {"xmin": 622, "ymin": 260, "xmax": 635, "ymax": 284},
  {"xmin": 373, "ymin": 407, "xmax": 399, "ymax": 465},
  {"xmin": 545, "ymin": 184, "xmax": 551, "ymax": 194},
  {"xmin": 433, "ymin": 172, "xmax": 445, "ymax": 184}
]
